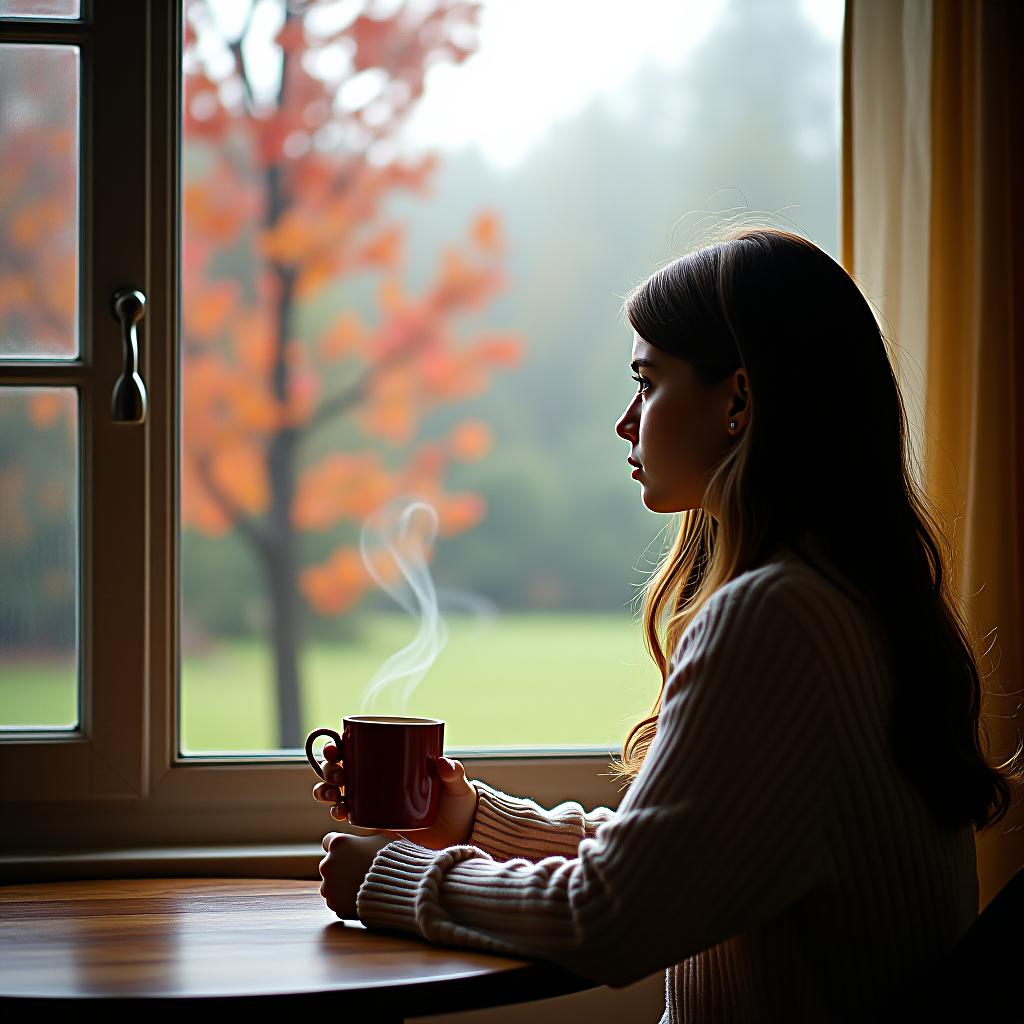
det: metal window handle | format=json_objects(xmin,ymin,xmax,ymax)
[{"xmin": 110, "ymin": 288, "xmax": 148, "ymax": 424}]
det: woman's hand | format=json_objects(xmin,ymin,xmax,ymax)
[
  {"xmin": 319, "ymin": 832, "xmax": 390, "ymax": 920},
  {"xmin": 312, "ymin": 741, "xmax": 481, "ymax": 851}
]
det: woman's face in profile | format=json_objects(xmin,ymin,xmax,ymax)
[{"xmin": 615, "ymin": 334, "xmax": 746, "ymax": 516}]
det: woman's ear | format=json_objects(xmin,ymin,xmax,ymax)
[{"xmin": 726, "ymin": 367, "xmax": 750, "ymax": 424}]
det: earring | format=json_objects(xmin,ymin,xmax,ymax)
[{"xmin": 729, "ymin": 420, "xmax": 738, "ymax": 431}]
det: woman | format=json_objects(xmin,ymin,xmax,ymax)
[{"xmin": 315, "ymin": 226, "xmax": 1017, "ymax": 1021}]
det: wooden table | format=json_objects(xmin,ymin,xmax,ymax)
[{"xmin": 0, "ymin": 878, "xmax": 598, "ymax": 1019}]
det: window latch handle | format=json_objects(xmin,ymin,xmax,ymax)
[{"xmin": 110, "ymin": 288, "xmax": 148, "ymax": 424}]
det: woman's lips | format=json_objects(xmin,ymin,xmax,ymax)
[{"xmin": 631, "ymin": 465, "xmax": 643, "ymax": 479}]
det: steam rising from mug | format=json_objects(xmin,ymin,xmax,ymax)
[{"xmin": 357, "ymin": 494, "xmax": 497, "ymax": 713}]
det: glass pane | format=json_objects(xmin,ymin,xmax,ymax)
[
  {"xmin": 179, "ymin": 0, "xmax": 843, "ymax": 755},
  {"xmin": 0, "ymin": 388, "xmax": 79, "ymax": 730},
  {"xmin": 0, "ymin": 44, "xmax": 80, "ymax": 359},
  {"xmin": 0, "ymin": 1, "xmax": 80, "ymax": 17}
]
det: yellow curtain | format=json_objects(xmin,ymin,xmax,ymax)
[{"xmin": 843, "ymin": 0, "xmax": 1024, "ymax": 910}]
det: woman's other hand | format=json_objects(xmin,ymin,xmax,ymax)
[{"xmin": 319, "ymin": 832, "xmax": 386, "ymax": 920}]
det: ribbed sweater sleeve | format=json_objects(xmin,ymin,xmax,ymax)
[
  {"xmin": 467, "ymin": 780, "xmax": 618, "ymax": 862},
  {"xmin": 355, "ymin": 573, "xmax": 832, "ymax": 989}
]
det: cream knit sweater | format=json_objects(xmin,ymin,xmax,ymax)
[{"xmin": 356, "ymin": 548, "xmax": 979, "ymax": 1021}]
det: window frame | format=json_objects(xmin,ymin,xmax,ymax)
[
  {"xmin": 3, "ymin": 0, "xmax": 859, "ymax": 863},
  {"xmin": 0, "ymin": 0, "xmax": 152, "ymax": 808}
]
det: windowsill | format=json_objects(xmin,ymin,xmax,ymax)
[
  {"xmin": 6, "ymin": 756, "xmax": 625, "ymax": 853},
  {"xmin": 0, "ymin": 843, "xmax": 324, "ymax": 885}
]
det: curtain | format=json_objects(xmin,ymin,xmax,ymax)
[{"xmin": 842, "ymin": 0, "xmax": 1024, "ymax": 910}]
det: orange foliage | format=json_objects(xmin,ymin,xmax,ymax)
[
  {"xmin": 290, "ymin": 158, "xmax": 339, "ymax": 201},
  {"xmin": 475, "ymin": 330, "xmax": 524, "ymax": 368},
  {"xmin": 253, "ymin": 112, "xmax": 292, "ymax": 169},
  {"xmin": 170, "ymin": 0, "xmax": 523, "ymax": 621},
  {"xmin": 349, "ymin": 12, "xmax": 404, "ymax": 73},
  {"xmin": 184, "ymin": 280, "xmax": 239, "ymax": 343},
  {"xmin": 436, "ymin": 493, "xmax": 486, "ymax": 536},
  {"xmin": 283, "ymin": 368, "xmax": 320, "ymax": 428},
  {"xmin": 261, "ymin": 197, "xmax": 355, "ymax": 269},
  {"xmin": 354, "ymin": 366, "xmax": 421, "ymax": 442},
  {"xmin": 422, "ymin": 347, "xmax": 488, "ymax": 401},
  {"xmin": 357, "ymin": 224, "xmax": 403, "ymax": 270},
  {"xmin": 181, "ymin": 455, "xmax": 233, "ymax": 536},
  {"xmin": 436, "ymin": 246, "xmax": 482, "ymax": 306},
  {"xmin": 377, "ymin": 275, "xmax": 406, "ymax": 313},
  {"xmin": 0, "ymin": 468, "xmax": 29, "ymax": 547},
  {"xmin": 299, "ymin": 545, "xmax": 366, "ymax": 615},
  {"xmin": 358, "ymin": 397, "xmax": 416, "ymax": 445},
  {"xmin": 293, "ymin": 451, "xmax": 402, "ymax": 530},
  {"xmin": 0, "ymin": 93, "xmax": 77, "ymax": 348},
  {"xmin": 183, "ymin": 180, "xmax": 258, "ymax": 243},
  {"xmin": 27, "ymin": 392, "xmax": 64, "ymax": 429},
  {"xmin": 299, "ymin": 535, "xmax": 405, "ymax": 615},
  {"xmin": 50, "ymin": 251, "xmax": 77, "ymax": 320},
  {"xmin": 407, "ymin": 441, "xmax": 447, "ymax": 479},
  {"xmin": 209, "ymin": 443, "xmax": 269, "ymax": 515},
  {"xmin": 379, "ymin": 152, "xmax": 440, "ymax": 197},
  {"xmin": 9, "ymin": 198, "xmax": 66, "ymax": 250},
  {"xmin": 0, "ymin": 275, "xmax": 32, "ymax": 313},
  {"xmin": 182, "ymin": 70, "xmax": 234, "ymax": 140},
  {"xmin": 318, "ymin": 311, "xmax": 365, "ymax": 362},
  {"xmin": 274, "ymin": 18, "xmax": 306, "ymax": 53},
  {"xmin": 233, "ymin": 310, "xmax": 276, "ymax": 375},
  {"xmin": 258, "ymin": 209, "xmax": 312, "ymax": 265},
  {"xmin": 232, "ymin": 386, "xmax": 281, "ymax": 432},
  {"xmin": 471, "ymin": 209, "xmax": 503, "ymax": 254},
  {"xmin": 447, "ymin": 419, "xmax": 493, "ymax": 461},
  {"xmin": 48, "ymin": 126, "xmax": 73, "ymax": 158},
  {"xmin": 295, "ymin": 253, "xmax": 347, "ymax": 300}
]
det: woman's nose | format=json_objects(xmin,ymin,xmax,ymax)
[{"xmin": 615, "ymin": 404, "xmax": 637, "ymax": 442}]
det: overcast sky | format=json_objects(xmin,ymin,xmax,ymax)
[{"xmin": 198, "ymin": 0, "xmax": 844, "ymax": 170}]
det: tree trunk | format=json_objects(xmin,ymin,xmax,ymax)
[
  {"xmin": 265, "ymin": 505, "xmax": 302, "ymax": 750},
  {"xmin": 266, "ymin": 254, "xmax": 302, "ymax": 749},
  {"xmin": 264, "ymin": 29, "xmax": 303, "ymax": 750}
]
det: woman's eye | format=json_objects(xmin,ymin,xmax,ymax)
[{"xmin": 631, "ymin": 374, "xmax": 649, "ymax": 396}]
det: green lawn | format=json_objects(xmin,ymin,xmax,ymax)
[{"xmin": 2, "ymin": 613, "xmax": 662, "ymax": 753}]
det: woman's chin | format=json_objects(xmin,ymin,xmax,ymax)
[
  {"xmin": 640, "ymin": 485, "xmax": 694, "ymax": 515},
  {"xmin": 640, "ymin": 486, "xmax": 671, "ymax": 514}
]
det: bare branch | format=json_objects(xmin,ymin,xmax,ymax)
[
  {"xmin": 304, "ymin": 377, "xmax": 368, "ymax": 435},
  {"xmin": 194, "ymin": 451, "xmax": 275, "ymax": 557},
  {"xmin": 226, "ymin": 0, "xmax": 258, "ymax": 116},
  {"xmin": 303, "ymin": 327, "xmax": 430, "ymax": 439}
]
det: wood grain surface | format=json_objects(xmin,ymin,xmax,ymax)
[{"xmin": 0, "ymin": 878, "xmax": 596, "ymax": 1017}]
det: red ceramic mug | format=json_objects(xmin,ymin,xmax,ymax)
[{"xmin": 305, "ymin": 715, "xmax": 445, "ymax": 831}]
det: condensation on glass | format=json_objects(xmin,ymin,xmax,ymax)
[
  {"xmin": 0, "ymin": 388, "xmax": 79, "ymax": 730},
  {"xmin": 0, "ymin": 44, "xmax": 80, "ymax": 359},
  {"xmin": 0, "ymin": 1, "xmax": 80, "ymax": 18}
]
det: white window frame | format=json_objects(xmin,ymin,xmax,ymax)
[{"xmin": 1, "ymin": 0, "xmax": 628, "ymax": 863}]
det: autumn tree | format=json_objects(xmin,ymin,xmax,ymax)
[{"xmin": 181, "ymin": 0, "xmax": 522, "ymax": 747}]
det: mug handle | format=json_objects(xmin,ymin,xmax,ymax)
[{"xmin": 304, "ymin": 727, "xmax": 344, "ymax": 780}]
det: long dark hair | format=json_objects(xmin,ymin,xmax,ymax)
[{"xmin": 607, "ymin": 225, "xmax": 1020, "ymax": 832}]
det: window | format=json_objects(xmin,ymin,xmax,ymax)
[
  {"xmin": 1, "ymin": 2, "xmax": 153, "ymax": 832},
  {"xmin": 2, "ymin": 0, "xmax": 844, "ymax": 853}
]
